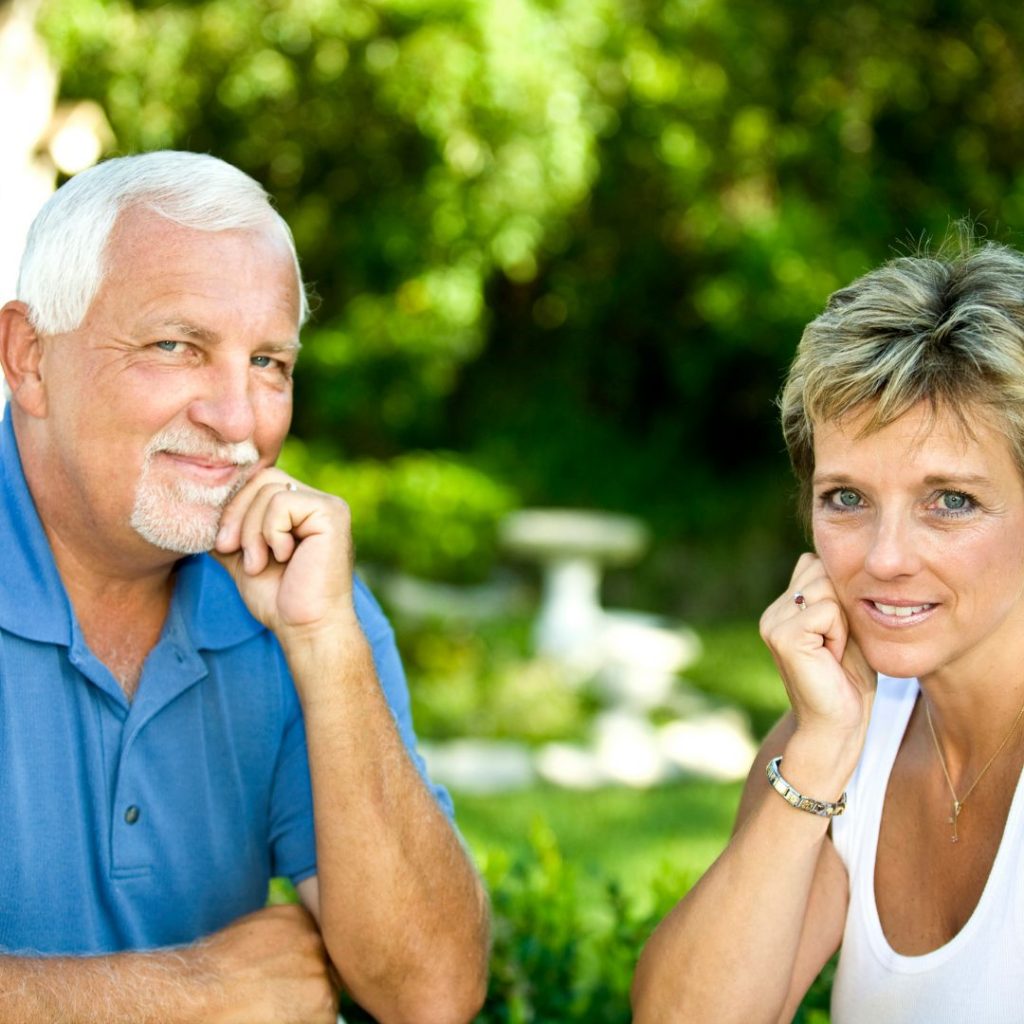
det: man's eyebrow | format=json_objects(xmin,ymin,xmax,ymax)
[
  {"xmin": 147, "ymin": 318, "xmax": 220, "ymax": 342},
  {"xmin": 148, "ymin": 319, "xmax": 301, "ymax": 350},
  {"xmin": 262, "ymin": 339, "xmax": 303, "ymax": 353}
]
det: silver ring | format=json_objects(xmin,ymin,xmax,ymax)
[
  {"xmin": 286, "ymin": 482, "xmax": 298, "ymax": 492},
  {"xmin": 793, "ymin": 592, "xmax": 806, "ymax": 609}
]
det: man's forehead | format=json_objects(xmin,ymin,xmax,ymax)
[
  {"xmin": 108, "ymin": 205, "xmax": 287, "ymax": 262},
  {"xmin": 90, "ymin": 209, "xmax": 303, "ymax": 332}
]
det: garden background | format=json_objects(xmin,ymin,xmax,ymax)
[{"xmin": 14, "ymin": 0, "xmax": 1024, "ymax": 1019}]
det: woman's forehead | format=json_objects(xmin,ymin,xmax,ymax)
[{"xmin": 812, "ymin": 400, "xmax": 1013, "ymax": 478}]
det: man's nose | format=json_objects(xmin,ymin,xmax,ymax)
[
  {"xmin": 863, "ymin": 512, "xmax": 922, "ymax": 579},
  {"xmin": 187, "ymin": 362, "xmax": 257, "ymax": 444}
]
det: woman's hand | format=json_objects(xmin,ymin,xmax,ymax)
[{"xmin": 759, "ymin": 552, "xmax": 876, "ymax": 745}]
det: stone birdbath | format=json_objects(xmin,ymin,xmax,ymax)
[{"xmin": 499, "ymin": 507, "xmax": 650, "ymax": 671}]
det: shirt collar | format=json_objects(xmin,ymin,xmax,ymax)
[{"xmin": 0, "ymin": 408, "xmax": 264, "ymax": 650}]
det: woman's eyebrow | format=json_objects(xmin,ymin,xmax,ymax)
[{"xmin": 921, "ymin": 473, "xmax": 992, "ymax": 487}]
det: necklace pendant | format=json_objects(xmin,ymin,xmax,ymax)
[{"xmin": 949, "ymin": 799, "xmax": 962, "ymax": 842}]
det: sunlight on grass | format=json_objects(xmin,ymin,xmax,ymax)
[{"xmin": 454, "ymin": 778, "xmax": 742, "ymax": 911}]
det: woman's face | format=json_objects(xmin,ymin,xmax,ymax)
[{"xmin": 811, "ymin": 400, "xmax": 1024, "ymax": 683}]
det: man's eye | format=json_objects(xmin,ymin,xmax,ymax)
[
  {"xmin": 155, "ymin": 340, "xmax": 180, "ymax": 352},
  {"xmin": 251, "ymin": 355, "xmax": 273, "ymax": 368}
]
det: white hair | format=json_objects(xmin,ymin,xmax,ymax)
[{"xmin": 17, "ymin": 150, "xmax": 310, "ymax": 335}]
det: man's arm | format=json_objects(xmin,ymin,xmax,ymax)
[
  {"xmin": 0, "ymin": 905, "xmax": 337, "ymax": 1024},
  {"xmin": 214, "ymin": 472, "xmax": 490, "ymax": 1024}
]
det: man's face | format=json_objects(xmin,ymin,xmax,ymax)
[{"xmin": 35, "ymin": 208, "xmax": 301, "ymax": 564}]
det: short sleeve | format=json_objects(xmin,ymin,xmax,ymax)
[
  {"xmin": 353, "ymin": 576, "xmax": 456, "ymax": 822},
  {"xmin": 267, "ymin": 659, "xmax": 317, "ymax": 884}
]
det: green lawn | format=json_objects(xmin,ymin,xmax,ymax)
[{"xmin": 453, "ymin": 777, "xmax": 743, "ymax": 910}]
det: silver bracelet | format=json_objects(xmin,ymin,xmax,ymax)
[{"xmin": 765, "ymin": 756, "xmax": 847, "ymax": 817}]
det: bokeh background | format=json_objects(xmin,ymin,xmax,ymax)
[{"xmin": 7, "ymin": 0, "xmax": 1024, "ymax": 1019}]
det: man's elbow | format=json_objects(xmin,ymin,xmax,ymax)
[
  {"xmin": 351, "ymin": 968, "xmax": 488, "ymax": 1024},
  {"xmin": 403, "ymin": 970, "xmax": 489, "ymax": 1024},
  {"xmin": 337, "ymin": 914, "xmax": 491, "ymax": 1024},
  {"xmin": 397, "ymin": 929, "xmax": 490, "ymax": 1024}
]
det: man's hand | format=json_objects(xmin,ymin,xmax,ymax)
[
  {"xmin": 212, "ymin": 469, "xmax": 356, "ymax": 636},
  {"xmin": 198, "ymin": 905, "xmax": 339, "ymax": 1024}
]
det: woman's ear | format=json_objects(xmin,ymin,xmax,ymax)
[{"xmin": 0, "ymin": 301, "xmax": 47, "ymax": 417}]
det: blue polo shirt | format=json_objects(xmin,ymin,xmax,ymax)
[{"xmin": 0, "ymin": 410, "xmax": 450, "ymax": 955}]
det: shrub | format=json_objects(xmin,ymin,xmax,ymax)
[{"xmin": 279, "ymin": 439, "xmax": 517, "ymax": 584}]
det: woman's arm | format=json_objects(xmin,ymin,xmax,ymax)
[
  {"xmin": 632, "ymin": 554, "xmax": 876, "ymax": 1024},
  {"xmin": 632, "ymin": 716, "xmax": 848, "ymax": 1024}
]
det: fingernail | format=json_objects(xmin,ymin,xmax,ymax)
[
  {"xmin": 216, "ymin": 525, "xmax": 229, "ymax": 548},
  {"xmin": 243, "ymin": 547, "xmax": 254, "ymax": 571}
]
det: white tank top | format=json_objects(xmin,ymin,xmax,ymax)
[{"xmin": 830, "ymin": 676, "xmax": 1024, "ymax": 1023}]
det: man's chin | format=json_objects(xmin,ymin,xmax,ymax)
[{"xmin": 130, "ymin": 503, "xmax": 224, "ymax": 555}]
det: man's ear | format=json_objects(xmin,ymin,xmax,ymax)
[{"xmin": 0, "ymin": 301, "xmax": 47, "ymax": 417}]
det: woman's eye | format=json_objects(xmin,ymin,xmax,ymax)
[
  {"xmin": 836, "ymin": 489, "xmax": 860, "ymax": 507},
  {"xmin": 937, "ymin": 490, "xmax": 972, "ymax": 513}
]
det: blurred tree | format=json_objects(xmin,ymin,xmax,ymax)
[
  {"xmin": 39, "ymin": 0, "xmax": 600, "ymax": 448},
  {"xmin": 38, "ymin": 0, "xmax": 1024, "ymax": 608}
]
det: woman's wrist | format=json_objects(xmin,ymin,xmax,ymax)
[{"xmin": 776, "ymin": 728, "xmax": 863, "ymax": 804}]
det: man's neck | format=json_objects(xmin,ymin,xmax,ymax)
[{"xmin": 40, "ymin": 513, "xmax": 178, "ymax": 701}]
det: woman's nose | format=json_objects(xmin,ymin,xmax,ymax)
[{"xmin": 862, "ymin": 514, "xmax": 922, "ymax": 579}]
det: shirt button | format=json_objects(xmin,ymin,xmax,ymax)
[{"xmin": 124, "ymin": 805, "xmax": 141, "ymax": 825}]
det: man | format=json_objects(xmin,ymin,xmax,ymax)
[{"xmin": 0, "ymin": 151, "xmax": 489, "ymax": 1023}]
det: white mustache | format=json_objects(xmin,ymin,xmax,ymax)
[{"xmin": 143, "ymin": 425, "xmax": 259, "ymax": 469}]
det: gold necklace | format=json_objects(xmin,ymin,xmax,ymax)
[{"xmin": 925, "ymin": 696, "xmax": 1024, "ymax": 843}]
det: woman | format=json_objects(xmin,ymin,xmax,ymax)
[{"xmin": 632, "ymin": 237, "xmax": 1024, "ymax": 1023}]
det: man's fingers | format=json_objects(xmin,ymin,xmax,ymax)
[
  {"xmin": 223, "ymin": 478, "xmax": 301, "ymax": 573},
  {"xmin": 215, "ymin": 468, "xmax": 292, "ymax": 553}
]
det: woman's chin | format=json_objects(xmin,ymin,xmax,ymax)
[{"xmin": 850, "ymin": 633, "xmax": 937, "ymax": 682}]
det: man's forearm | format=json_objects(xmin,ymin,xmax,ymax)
[
  {"xmin": 285, "ymin": 624, "xmax": 490, "ymax": 1024},
  {"xmin": 0, "ymin": 948, "xmax": 210, "ymax": 1024},
  {"xmin": 0, "ymin": 904, "xmax": 338, "ymax": 1024}
]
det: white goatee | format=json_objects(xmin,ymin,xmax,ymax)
[{"xmin": 129, "ymin": 425, "xmax": 259, "ymax": 554}]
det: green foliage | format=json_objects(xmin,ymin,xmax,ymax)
[
  {"xmin": 40, "ymin": 0, "xmax": 1024, "ymax": 613},
  {"xmin": 397, "ymin": 614, "xmax": 595, "ymax": 744},
  {"xmin": 337, "ymin": 813, "xmax": 833, "ymax": 1022},
  {"xmin": 478, "ymin": 820, "xmax": 676, "ymax": 1023},
  {"xmin": 278, "ymin": 439, "xmax": 517, "ymax": 583},
  {"xmin": 39, "ymin": 0, "xmax": 599, "ymax": 448}
]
